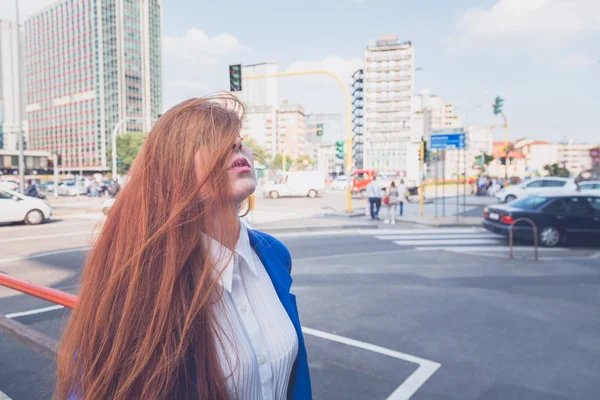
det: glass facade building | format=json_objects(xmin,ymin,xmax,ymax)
[{"xmin": 24, "ymin": 0, "xmax": 162, "ymax": 171}]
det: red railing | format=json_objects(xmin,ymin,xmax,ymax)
[{"xmin": 0, "ymin": 273, "xmax": 77, "ymax": 309}]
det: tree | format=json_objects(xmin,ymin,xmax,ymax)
[
  {"xmin": 243, "ymin": 138, "xmax": 270, "ymax": 163},
  {"xmin": 543, "ymin": 163, "xmax": 570, "ymax": 177},
  {"xmin": 294, "ymin": 155, "xmax": 315, "ymax": 170},
  {"xmin": 473, "ymin": 153, "xmax": 494, "ymax": 169},
  {"xmin": 109, "ymin": 132, "xmax": 148, "ymax": 175}
]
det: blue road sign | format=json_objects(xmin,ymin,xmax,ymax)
[{"xmin": 430, "ymin": 132, "xmax": 466, "ymax": 150}]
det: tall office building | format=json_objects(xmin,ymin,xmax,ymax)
[
  {"xmin": 24, "ymin": 0, "xmax": 162, "ymax": 171},
  {"xmin": 363, "ymin": 36, "xmax": 414, "ymax": 174},
  {"xmin": 0, "ymin": 19, "xmax": 24, "ymax": 150}
]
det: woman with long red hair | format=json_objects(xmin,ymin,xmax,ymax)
[{"xmin": 54, "ymin": 95, "xmax": 312, "ymax": 400}]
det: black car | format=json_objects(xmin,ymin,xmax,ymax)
[{"xmin": 483, "ymin": 194, "xmax": 600, "ymax": 247}]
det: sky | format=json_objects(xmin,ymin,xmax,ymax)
[{"xmin": 3, "ymin": 0, "xmax": 600, "ymax": 143}]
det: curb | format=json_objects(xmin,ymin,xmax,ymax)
[
  {"xmin": 53, "ymin": 209, "xmax": 103, "ymax": 217},
  {"xmin": 396, "ymin": 219, "xmax": 483, "ymax": 228},
  {"xmin": 255, "ymin": 224, "xmax": 374, "ymax": 234}
]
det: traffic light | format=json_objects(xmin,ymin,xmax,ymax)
[
  {"xmin": 316, "ymin": 124, "xmax": 324, "ymax": 136},
  {"xmin": 500, "ymin": 157, "xmax": 506, "ymax": 165},
  {"xmin": 493, "ymin": 96, "xmax": 504, "ymax": 115},
  {"xmin": 229, "ymin": 64, "xmax": 242, "ymax": 92},
  {"xmin": 335, "ymin": 141, "xmax": 345, "ymax": 159},
  {"xmin": 57, "ymin": 154, "xmax": 62, "ymax": 166}
]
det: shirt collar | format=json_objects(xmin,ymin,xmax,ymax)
[{"xmin": 206, "ymin": 222, "xmax": 258, "ymax": 293}]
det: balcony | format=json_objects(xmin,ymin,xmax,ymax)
[
  {"xmin": 365, "ymin": 105, "xmax": 411, "ymax": 113},
  {"xmin": 369, "ymin": 85, "xmax": 411, "ymax": 93},
  {"xmin": 368, "ymin": 75, "xmax": 412, "ymax": 83},
  {"xmin": 365, "ymin": 54, "xmax": 412, "ymax": 62},
  {"xmin": 367, "ymin": 64, "xmax": 412, "ymax": 73},
  {"xmin": 366, "ymin": 114, "xmax": 410, "ymax": 123}
]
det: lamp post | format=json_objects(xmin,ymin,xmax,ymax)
[
  {"xmin": 111, "ymin": 117, "xmax": 142, "ymax": 179},
  {"xmin": 15, "ymin": 0, "xmax": 25, "ymax": 194}
]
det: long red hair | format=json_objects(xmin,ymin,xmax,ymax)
[{"xmin": 54, "ymin": 95, "xmax": 246, "ymax": 399}]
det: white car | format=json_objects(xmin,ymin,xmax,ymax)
[
  {"xmin": 331, "ymin": 176, "xmax": 348, "ymax": 191},
  {"xmin": 495, "ymin": 177, "xmax": 578, "ymax": 203},
  {"xmin": 577, "ymin": 180, "xmax": 600, "ymax": 195},
  {"xmin": 58, "ymin": 180, "xmax": 87, "ymax": 196},
  {"xmin": 0, "ymin": 188, "xmax": 53, "ymax": 225}
]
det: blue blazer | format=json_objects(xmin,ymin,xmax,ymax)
[{"xmin": 248, "ymin": 229, "xmax": 313, "ymax": 400}]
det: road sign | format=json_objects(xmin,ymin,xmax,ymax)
[{"xmin": 430, "ymin": 131, "xmax": 466, "ymax": 150}]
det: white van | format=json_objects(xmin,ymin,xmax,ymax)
[{"xmin": 262, "ymin": 171, "xmax": 325, "ymax": 198}]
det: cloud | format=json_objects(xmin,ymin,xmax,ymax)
[
  {"xmin": 285, "ymin": 55, "xmax": 363, "ymax": 84},
  {"xmin": 164, "ymin": 29, "xmax": 251, "ymax": 64},
  {"xmin": 554, "ymin": 53, "xmax": 596, "ymax": 68},
  {"xmin": 163, "ymin": 29, "xmax": 250, "ymax": 110},
  {"xmin": 454, "ymin": 0, "xmax": 600, "ymax": 49}
]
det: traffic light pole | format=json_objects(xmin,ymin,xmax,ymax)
[
  {"xmin": 244, "ymin": 70, "xmax": 353, "ymax": 213},
  {"xmin": 53, "ymin": 154, "xmax": 59, "ymax": 199},
  {"xmin": 419, "ymin": 139, "xmax": 425, "ymax": 216},
  {"xmin": 501, "ymin": 113, "xmax": 509, "ymax": 186}
]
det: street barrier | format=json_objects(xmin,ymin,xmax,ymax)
[
  {"xmin": 0, "ymin": 273, "xmax": 77, "ymax": 359},
  {"xmin": 509, "ymin": 218, "xmax": 538, "ymax": 261}
]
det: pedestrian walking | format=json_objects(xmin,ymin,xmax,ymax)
[
  {"xmin": 366, "ymin": 176, "xmax": 383, "ymax": 220},
  {"xmin": 55, "ymin": 95, "xmax": 312, "ymax": 400},
  {"xmin": 385, "ymin": 182, "xmax": 399, "ymax": 224},
  {"xmin": 397, "ymin": 179, "xmax": 407, "ymax": 217}
]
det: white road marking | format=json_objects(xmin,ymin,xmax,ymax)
[
  {"xmin": 0, "ymin": 231, "xmax": 90, "ymax": 244},
  {"xmin": 0, "ymin": 391, "xmax": 13, "ymax": 400},
  {"xmin": 361, "ymin": 228, "xmax": 485, "ymax": 235},
  {"xmin": 303, "ymin": 327, "xmax": 441, "ymax": 400},
  {"xmin": 4, "ymin": 302, "xmax": 441, "ymax": 399},
  {"xmin": 414, "ymin": 246, "xmax": 567, "ymax": 252},
  {"xmin": 0, "ymin": 247, "xmax": 90, "ymax": 264},
  {"xmin": 5, "ymin": 305, "xmax": 65, "ymax": 319},
  {"xmin": 295, "ymin": 249, "xmax": 409, "ymax": 262},
  {"xmin": 377, "ymin": 234, "xmax": 500, "ymax": 240},
  {"xmin": 393, "ymin": 238, "xmax": 500, "ymax": 246},
  {"xmin": 0, "ymin": 220, "xmax": 94, "ymax": 233}
]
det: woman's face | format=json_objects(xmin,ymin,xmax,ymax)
[{"xmin": 228, "ymin": 136, "xmax": 256, "ymax": 204}]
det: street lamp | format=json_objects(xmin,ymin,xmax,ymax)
[
  {"xmin": 111, "ymin": 117, "xmax": 142, "ymax": 179},
  {"xmin": 15, "ymin": 0, "xmax": 25, "ymax": 194}
]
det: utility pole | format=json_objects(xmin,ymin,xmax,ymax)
[
  {"xmin": 15, "ymin": 0, "xmax": 26, "ymax": 194},
  {"xmin": 419, "ymin": 138, "xmax": 425, "ymax": 216}
]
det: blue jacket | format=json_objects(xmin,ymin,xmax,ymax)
[{"xmin": 248, "ymin": 229, "xmax": 313, "ymax": 400}]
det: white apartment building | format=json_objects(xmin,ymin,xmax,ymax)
[
  {"xmin": 557, "ymin": 142, "xmax": 597, "ymax": 176},
  {"xmin": 277, "ymin": 101, "xmax": 305, "ymax": 159},
  {"xmin": 239, "ymin": 105, "xmax": 277, "ymax": 157},
  {"xmin": 0, "ymin": 19, "xmax": 25, "ymax": 150},
  {"xmin": 363, "ymin": 36, "xmax": 414, "ymax": 175}
]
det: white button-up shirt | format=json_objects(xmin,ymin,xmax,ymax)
[{"xmin": 208, "ymin": 224, "xmax": 299, "ymax": 400}]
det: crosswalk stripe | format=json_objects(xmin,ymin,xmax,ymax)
[
  {"xmin": 360, "ymin": 228, "xmax": 485, "ymax": 235},
  {"xmin": 376, "ymin": 234, "xmax": 501, "ymax": 240},
  {"xmin": 393, "ymin": 238, "xmax": 502, "ymax": 246},
  {"xmin": 413, "ymin": 246, "xmax": 568, "ymax": 252}
]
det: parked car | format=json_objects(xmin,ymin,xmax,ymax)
[
  {"xmin": 331, "ymin": 175, "xmax": 348, "ymax": 191},
  {"xmin": 39, "ymin": 181, "xmax": 55, "ymax": 192},
  {"xmin": 577, "ymin": 180, "xmax": 600, "ymax": 195},
  {"xmin": 58, "ymin": 180, "xmax": 87, "ymax": 196},
  {"xmin": 0, "ymin": 179, "xmax": 19, "ymax": 191},
  {"xmin": 0, "ymin": 187, "xmax": 53, "ymax": 225},
  {"xmin": 262, "ymin": 171, "xmax": 325, "ymax": 198},
  {"xmin": 495, "ymin": 177, "xmax": 578, "ymax": 203},
  {"xmin": 483, "ymin": 194, "xmax": 600, "ymax": 247}
]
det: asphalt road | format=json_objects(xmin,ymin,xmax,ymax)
[{"xmin": 1, "ymin": 216, "xmax": 599, "ymax": 400}]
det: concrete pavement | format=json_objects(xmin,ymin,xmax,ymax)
[{"xmin": 1, "ymin": 218, "xmax": 600, "ymax": 399}]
